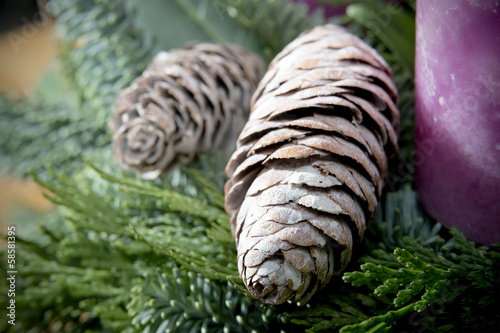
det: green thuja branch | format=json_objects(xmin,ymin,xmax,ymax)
[
  {"xmin": 30, "ymin": 154, "xmax": 237, "ymax": 271},
  {"xmin": 1, "ymin": 153, "xmax": 248, "ymax": 332},
  {"xmin": 89, "ymin": 164, "xmax": 229, "ymax": 225},
  {"xmin": 131, "ymin": 224, "xmax": 240, "ymax": 285},
  {"xmin": 0, "ymin": 209, "xmax": 140, "ymax": 332},
  {"xmin": 341, "ymin": 228, "xmax": 500, "ymax": 332},
  {"xmin": 340, "ymin": 303, "xmax": 414, "ymax": 333}
]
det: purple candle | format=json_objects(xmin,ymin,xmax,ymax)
[{"xmin": 415, "ymin": 0, "xmax": 500, "ymax": 244}]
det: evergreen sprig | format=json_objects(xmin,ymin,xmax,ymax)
[
  {"xmin": 341, "ymin": 228, "xmax": 500, "ymax": 332},
  {"xmin": 50, "ymin": 0, "xmax": 153, "ymax": 123},
  {"xmin": 131, "ymin": 268, "xmax": 278, "ymax": 333},
  {"xmin": 283, "ymin": 282, "xmax": 382, "ymax": 332},
  {"xmin": 0, "ymin": 97, "xmax": 100, "ymax": 176},
  {"xmin": 0, "ymin": 153, "xmax": 245, "ymax": 332},
  {"xmin": 367, "ymin": 186, "xmax": 451, "ymax": 252},
  {"xmin": 32, "ymin": 151, "xmax": 238, "ymax": 276},
  {"xmin": 0, "ymin": 209, "xmax": 136, "ymax": 332}
]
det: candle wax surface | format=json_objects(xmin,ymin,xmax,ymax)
[{"xmin": 415, "ymin": 0, "xmax": 500, "ymax": 245}]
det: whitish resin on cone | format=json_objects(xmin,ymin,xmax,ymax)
[{"xmin": 225, "ymin": 25, "xmax": 400, "ymax": 304}]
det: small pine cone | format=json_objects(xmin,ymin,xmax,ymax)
[
  {"xmin": 225, "ymin": 25, "xmax": 400, "ymax": 304},
  {"xmin": 110, "ymin": 43, "xmax": 264, "ymax": 178}
]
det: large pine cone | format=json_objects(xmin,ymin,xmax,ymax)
[
  {"xmin": 225, "ymin": 25, "xmax": 400, "ymax": 304},
  {"xmin": 110, "ymin": 43, "xmax": 264, "ymax": 178}
]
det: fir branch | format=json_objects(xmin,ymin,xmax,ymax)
[
  {"xmin": 49, "ymin": 0, "xmax": 153, "ymax": 122},
  {"xmin": 130, "ymin": 268, "xmax": 279, "ymax": 333},
  {"xmin": 0, "ymin": 96, "xmax": 104, "ymax": 177},
  {"xmin": 367, "ymin": 186, "xmax": 451, "ymax": 252}
]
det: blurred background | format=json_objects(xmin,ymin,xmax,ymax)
[{"xmin": 0, "ymin": 0, "xmax": 55, "ymax": 233}]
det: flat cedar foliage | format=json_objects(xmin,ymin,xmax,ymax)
[{"xmin": 0, "ymin": 0, "xmax": 499, "ymax": 332}]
